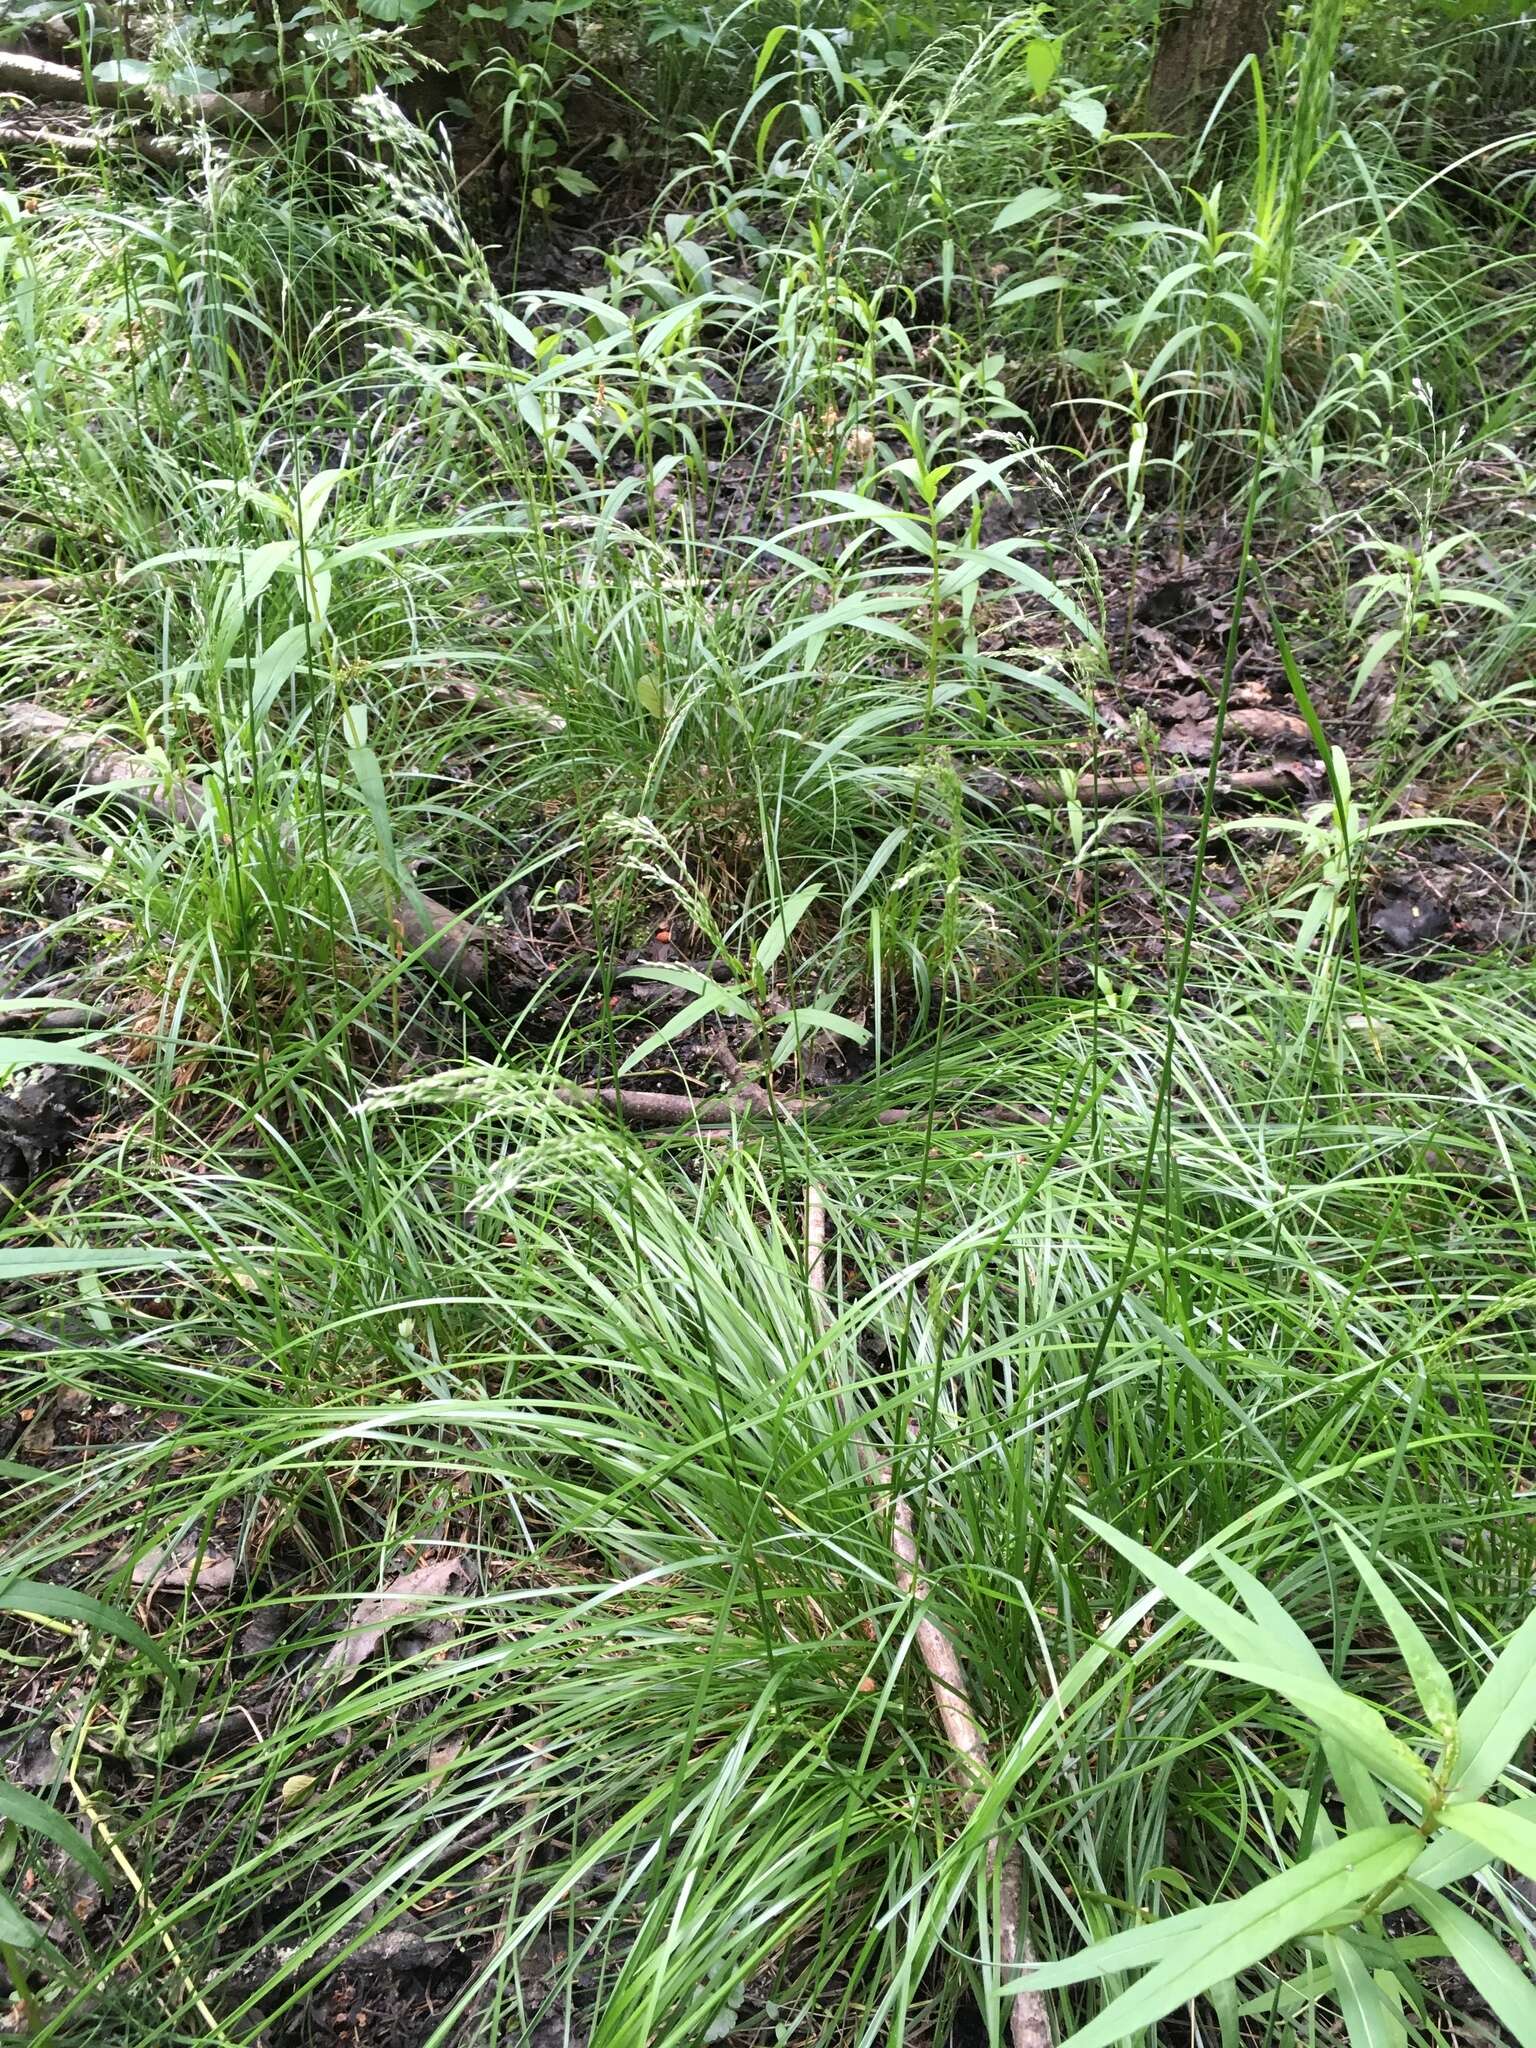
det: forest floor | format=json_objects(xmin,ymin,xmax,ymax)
[{"xmin": 2, "ymin": 41, "xmax": 1536, "ymax": 2048}]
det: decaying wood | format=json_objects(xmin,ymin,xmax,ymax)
[
  {"xmin": 0, "ymin": 699, "xmax": 1314, "ymax": 1089},
  {"xmin": 972, "ymin": 760, "xmax": 1315, "ymax": 811},
  {"xmin": 0, "ymin": 701, "xmax": 532, "ymax": 997},
  {"xmin": 2, "ymin": 702, "xmax": 207, "ymax": 825},
  {"xmin": 0, "ymin": 118, "xmax": 193, "ymax": 167},
  {"xmin": 0, "ymin": 49, "xmax": 277, "ymax": 132},
  {"xmin": 559, "ymin": 1080, "xmax": 817, "ymax": 1126},
  {"xmin": 563, "ymin": 1077, "xmax": 1058, "ymax": 1132},
  {"xmin": 803, "ymin": 1188, "xmax": 1052, "ymax": 2048}
]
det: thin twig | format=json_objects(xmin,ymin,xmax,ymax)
[
  {"xmin": 802, "ymin": 1186, "xmax": 1052, "ymax": 2048},
  {"xmin": 804, "ymin": 1181, "xmax": 828, "ymax": 1304},
  {"xmin": 706, "ymin": 1027, "xmax": 782, "ymax": 1116}
]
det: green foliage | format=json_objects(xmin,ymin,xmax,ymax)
[
  {"xmin": 2, "ymin": 1, "xmax": 1536, "ymax": 2042},
  {"xmin": 1040, "ymin": 1515, "xmax": 1536, "ymax": 2048}
]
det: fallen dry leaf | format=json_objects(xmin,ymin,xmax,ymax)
[
  {"xmin": 1162, "ymin": 706, "xmax": 1312, "ymax": 759},
  {"xmin": 319, "ymin": 1557, "xmax": 469, "ymax": 1677},
  {"xmin": 132, "ymin": 1539, "xmax": 239, "ymax": 1594},
  {"xmin": 425, "ymin": 1735, "xmax": 465, "ymax": 1792}
]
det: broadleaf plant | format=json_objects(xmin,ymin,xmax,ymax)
[{"xmin": 1036, "ymin": 1514, "xmax": 1536, "ymax": 2048}]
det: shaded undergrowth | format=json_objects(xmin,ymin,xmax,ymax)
[{"xmin": 3, "ymin": 8, "xmax": 1536, "ymax": 2045}]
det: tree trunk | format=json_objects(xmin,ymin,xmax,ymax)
[{"xmin": 1143, "ymin": 0, "xmax": 1280, "ymax": 145}]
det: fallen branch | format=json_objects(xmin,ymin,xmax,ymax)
[
  {"xmin": 0, "ymin": 118, "xmax": 194, "ymax": 167},
  {"xmin": 803, "ymin": 1188, "xmax": 1052, "ymax": 2048},
  {"xmin": 434, "ymin": 664, "xmax": 1315, "ymax": 817},
  {"xmin": 972, "ymin": 761, "xmax": 1316, "ymax": 811},
  {"xmin": 3, "ymin": 701, "xmax": 205, "ymax": 826},
  {"xmin": 0, "ymin": 1001, "xmax": 106, "ymax": 1032},
  {"xmin": 433, "ymin": 677, "xmax": 566, "ymax": 734},
  {"xmin": 0, "ymin": 50, "xmax": 278, "ymax": 133},
  {"xmin": 882, "ymin": 1471, "xmax": 1050, "ymax": 2048},
  {"xmin": 558, "ymin": 1080, "xmax": 816, "ymax": 1126},
  {"xmin": 0, "ymin": 701, "xmax": 540, "ymax": 998},
  {"xmin": 561, "ymin": 1075, "xmax": 1053, "ymax": 1132}
]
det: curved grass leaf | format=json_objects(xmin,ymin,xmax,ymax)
[
  {"xmin": 1018, "ymin": 1907, "xmax": 1214, "ymax": 1992},
  {"xmin": 1324, "ymin": 1934, "xmax": 1406, "ymax": 2048},
  {"xmin": 1403, "ymin": 1884, "xmax": 1536, "ymax": 2047},
  {"xmin": 0, "ymin": 1577, "xmax": 177, "ymax": 1679},
  {"xmin": 1441, "ymin": 1802, "xmax": 1536, "ymax": 1886},
  {"xmin": 1337, "ymin": 1534, "xmax": 1457, "ymax": 1735},
  {"xmin": 992, "ymin": 188, "xmax": 1061, "ymax": 232},
  {"xmin": 0, "ymin": 1786, "xmax": 112, "ymax": 1889},
  {"xmin": 0, "ymin": 1888, "xmax": 39, "ymax": 1950},
  {"xmin": 1453, "ymin": 1605, "xmax": 1536, "ymax": 1799},
  {"xmin": 1058, "ymin": 1828, "xmax": 1423, "ymax": 2048},
  {"xmin": 0, "ymin": 1037, "xmax": 129, "ymax": 1085},
  {"xmin": 1395, "ymin": 1795, "xmax": 1536, "ymax": 1901},
  {"xmin": 1196, "ymin": 1661, "xmax": 1434, "ymax": 1805}
]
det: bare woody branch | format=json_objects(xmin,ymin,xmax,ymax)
[
  {"xmin": 971, "ymin": 761, "xmax": 1315, "ymax": 811},
  {"xmin": 0, "ymin": 50, "xmax": 278, "ymax": 132},
  {"xmin": 0, "ymin": 119, "xmax": 194, "ymax": 167},
  {"xmin": 803, "ymin": 1188, "xmax": 1053, "ymax": 2048}
]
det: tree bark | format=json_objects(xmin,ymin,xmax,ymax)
[
  {"xmin": 0, "ymin": 120, "xmax": 195, "ymax": 166},
  {"xmin": 0, "ymin": 49, "xmax": 277, "ymax": 133},
  {"xmin": 1143, "ymin": 0, "xmax": 1280, "ymax": 144}
]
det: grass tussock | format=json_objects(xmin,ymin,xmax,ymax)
[{"xmin": 2, "ymin": 1, "xmax": 1535, "ymax": 2043}]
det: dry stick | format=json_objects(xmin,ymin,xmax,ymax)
[
  {"xmin": 429, "ymin": 670, "xmax": 1315, "ymax": 817},
  {"xmin": 0, "ymin": 49, "xmax": 278, "ymax": 132},
  {"xmin": 0, "ymin": 1001, "xmax": 106, "ymax": 1031},
  {"xmin": 0, "ymin": 702, "xmax": 526, "ymax": 997},
  {"xmin": 0, "ymin": 577, "xmax": 71, "ymax": 600},
  {"xmin": 0, "ymin": 119, "xmax": 194, "ymax": 166},
  {"xmin": 433, "ymin": 677, "xmax": 566, "ymax": 734},
  {"xmin": 561, "ymin": 1079, "xmax": 1052, "ymax": 1131},
  {"xmin": 558, "ymin": 1081, "xmax": 816, "ymax": 1126},
  {"xmin": 883, "ymin": 1475, "xmax": 1051, "ymax": 2048},
  {"xmin": 448, "ymin": 678, "xmax": 1314, "ymax": 821},
  {"xmin": 706, "ymin": 1025, "xmax": 786, "ymax": 1118},
  {"xmin": 973, "ymin": 761, "xmax": 1316, "ymax": 811},
  {"xmin": 2, "ymin": 702, "xmax": 206, "ymax": 826},
  {"xmin": 803, "ymin": 1189, "xmax": 1052, "ymax": 2048}
]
